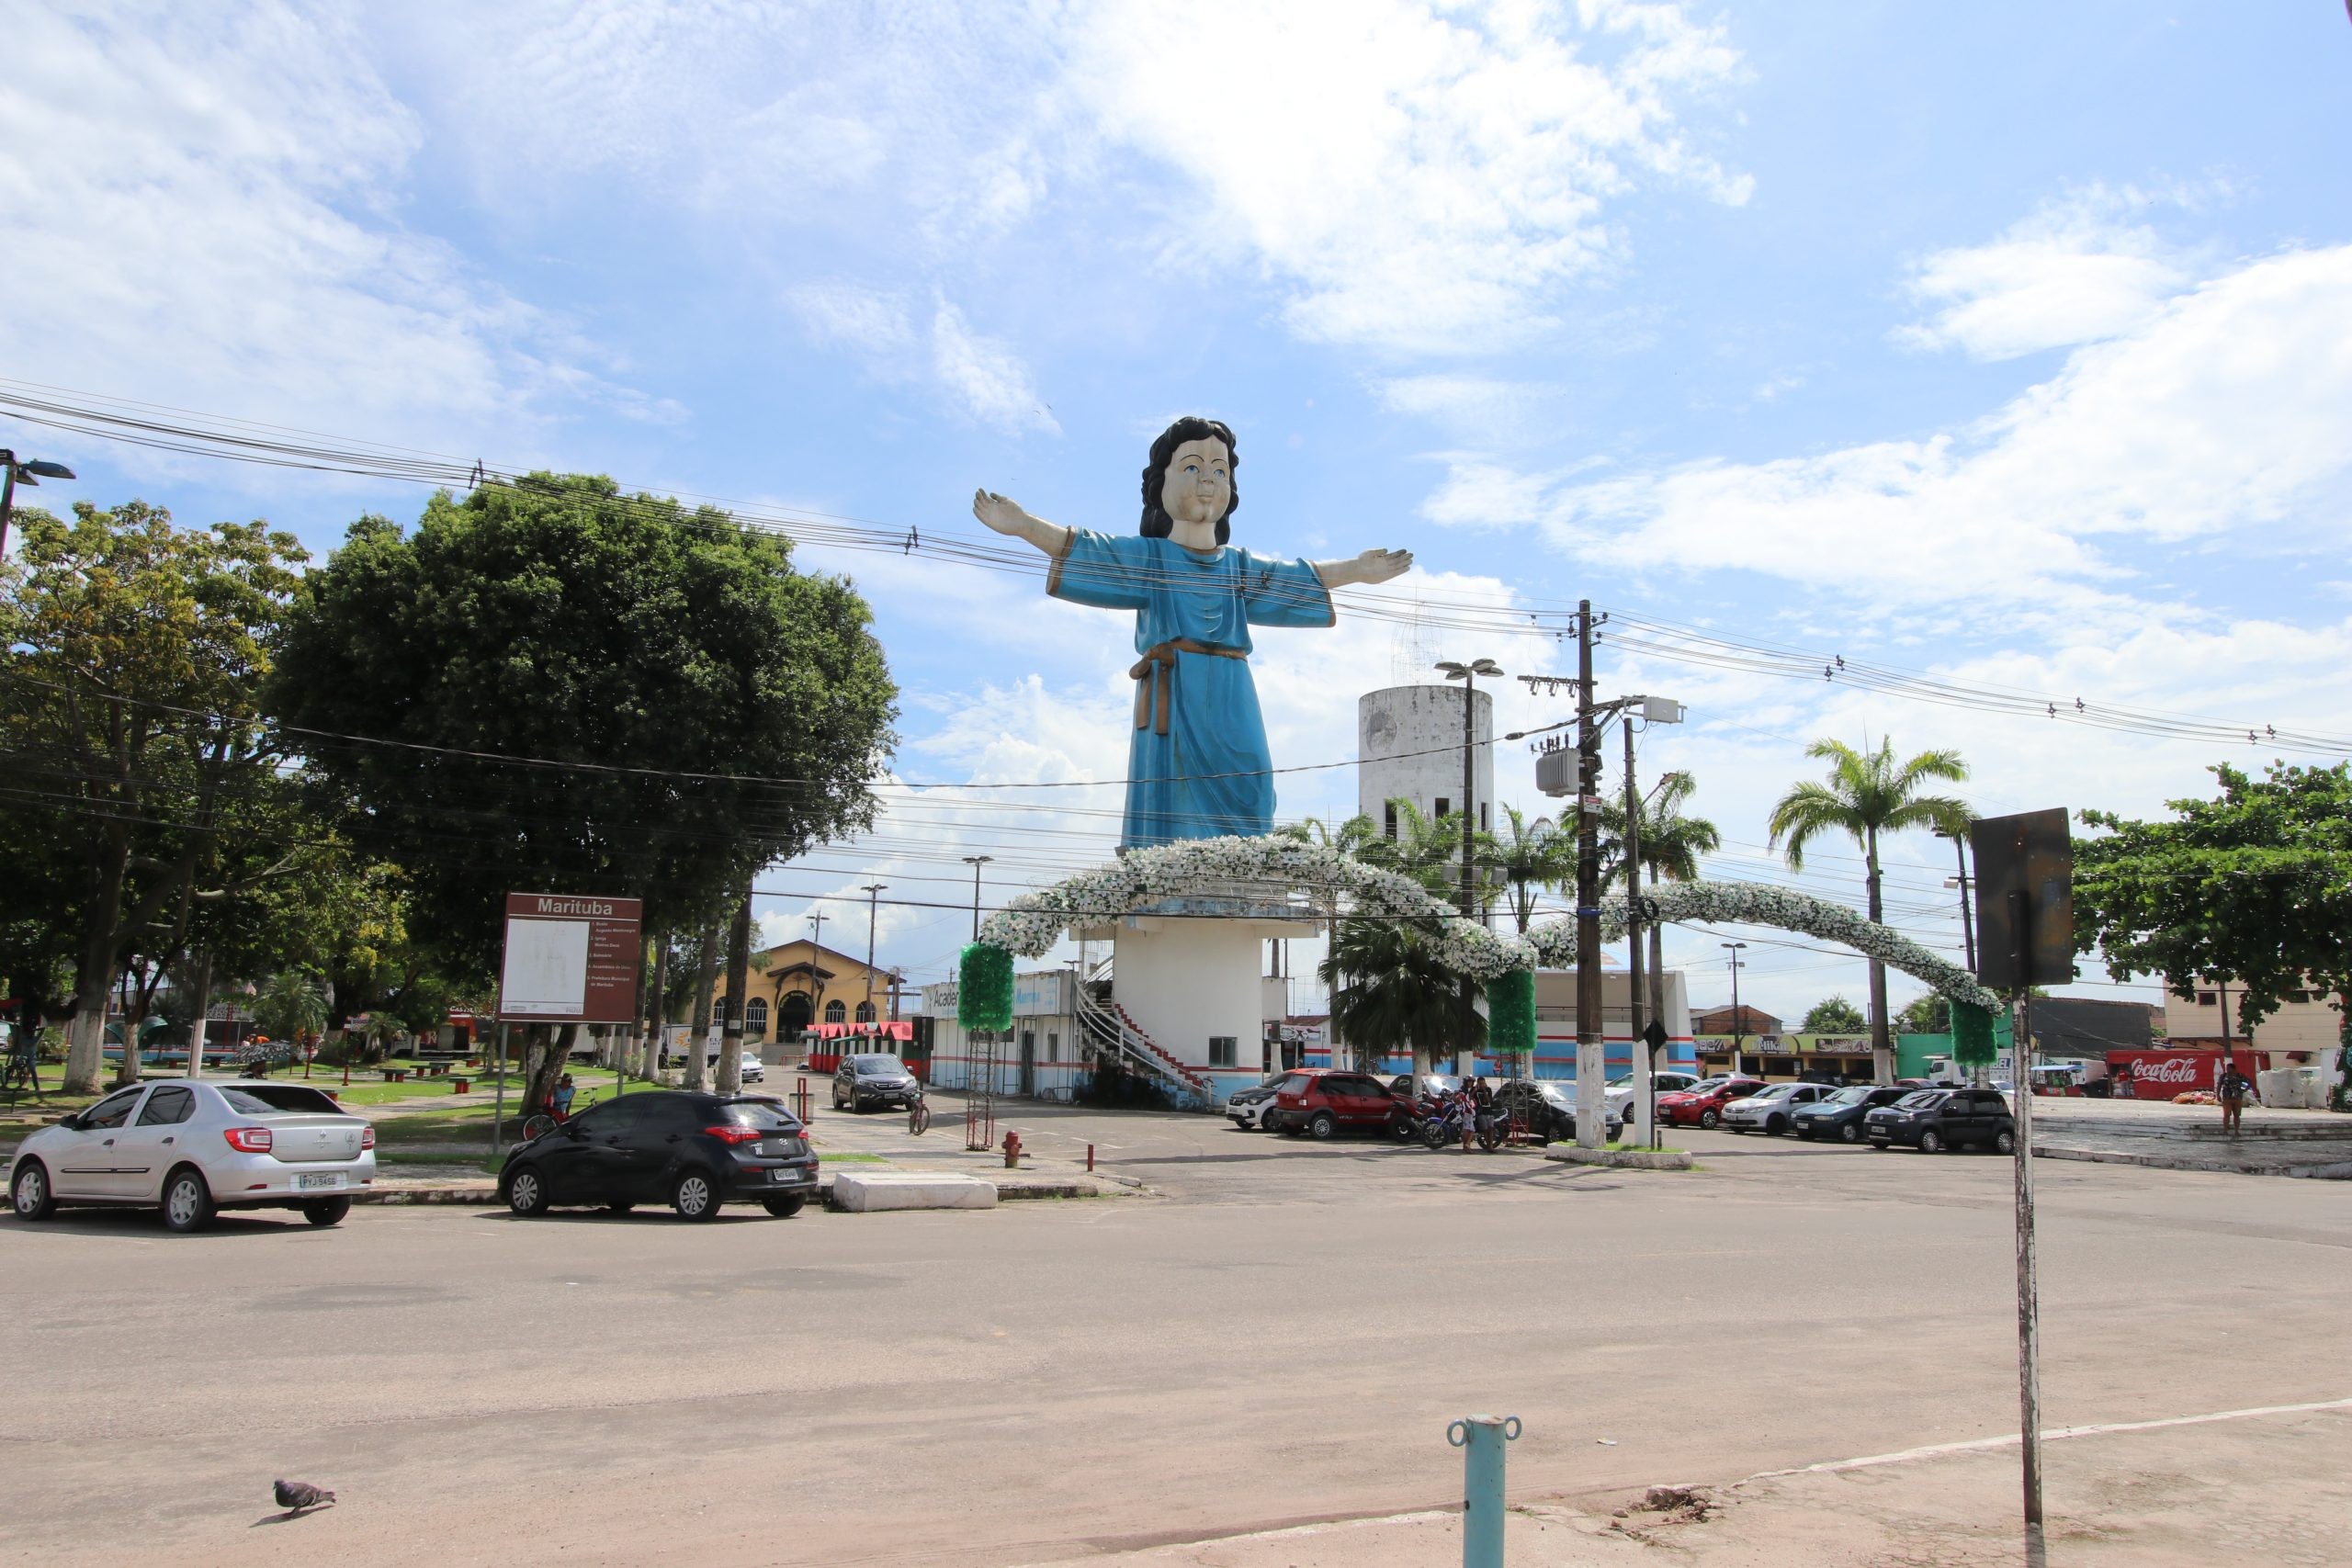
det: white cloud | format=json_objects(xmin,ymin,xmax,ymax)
[
  {"xmin": 786, "ymin": 282, "xmax": 917, "ymax": 357},
  {"xmin": 930, "ymin": 304, "xmax": 1062, "ymax": 436},
  {"xmin": 1066, "ymin": 0, "xmax": 1748, "ymax": 354},
  {"xmin": 1429, "ymin": 243, "xmax": 2352, "ymax": 619},
  {"xmin": 782, "ymin": 288, "xmax": 1059, "ymax": 436},
  {"xmin": 0, "ymin": 5, "xmax": 667, "ymax": 464},
  {"xmin": 1894, "ymin": 186, "xmax": 2198, "ymax": 361}
]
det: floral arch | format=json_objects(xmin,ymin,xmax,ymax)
[{"xmin": 975, "ymin": 838, "xmax": 2000, "ymax": 1010}]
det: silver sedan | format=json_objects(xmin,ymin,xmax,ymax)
[{"xmin": 9, "ymin": 1079, "xmax": 378, "ymax": 1233}]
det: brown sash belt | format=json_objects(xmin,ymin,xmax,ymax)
[{"xmin": 1129, "ymin": 639, "xmax": 1247, "ymax": 736}]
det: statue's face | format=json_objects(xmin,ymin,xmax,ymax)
[{"xmin": 1160, "ymin": 437, "xmax": 1232, "ymax": 533}]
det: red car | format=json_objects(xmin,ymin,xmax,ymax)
[
  {"xmin": 1656, "ymin": 1076, "xmax": 1766, "ymax": 1130},
  {"xmin": 1265, "ymin": 1068, "xmax": 1406, "ymax": 1140}
]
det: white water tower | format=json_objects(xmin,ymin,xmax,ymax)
[{"xmin": 1357, "ymin": 685, "xmax": 1493, "ymax": 839}]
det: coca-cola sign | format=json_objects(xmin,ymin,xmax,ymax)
[{"xmin": 2107, "ymin": 1051, "xmax": 2219, "ymax": 1094}]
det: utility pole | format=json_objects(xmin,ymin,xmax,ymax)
[
  {"xmin": 719, "ymin": 887, "xmax": 752, "ymax": 1095},
  {"xmin": 1575, "ymin": 602, "xmax": 1604, "ymax": 1148},
  {"xmin": 1623, "ymin": 715, "xmax": 1645, "ymax": 1146},
  {"xmin": 861, "ymin": 883, "xmax": 888, "ymax": 1021},
  {"xmin": 962, "ymin": 855, "xmax": 993, "ymax": 942},
  {"xmin": 0, "ymin": 449, "xmax": 77, "ymax": 562},
  {"xmin": 1722, "ymin": 942, "xmax": 1748, "ymax": 1075},
  {"xmin": 1945, "ymin": 831, "xmax": 1977, "ymax": 974},
  {"xmin": 1437, "ymin": 658, "xmax": 1500, "ymax": 1077}
]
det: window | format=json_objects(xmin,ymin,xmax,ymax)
[
  {"xmin": 1434, "ymin": 796, "xmax": 1451, "ymax": 820},
  {"xmin": 824, "ymin": 999, "xmax": 846, "ymax": 1023},
  {"xmin": 711, "ymin": 997, "xmax": 725, "ymax": 1028},
  {"xmin": 1208, "ymin": 1035, "xmax": 1238, "ymax": 1067},
  {"xmin": 854, "ymin": 1000, "xmax": 876, "ymax": 1023},
  {"xmin": 2197, "ymin": 990, "xmax": 2217, "ymax": 1006},
  {"xmin": 1384, "ymin": 803, "xmax": 1397, "ymax": 840},
  {"xmin": 218, "ymin": 1085, "xmax": 341, "ymax": 1115},
  {"xmin": 1046, "ymin": 1032, "xmax": 1059, "ymax": 1064},
  {"xmin": 135, "ymin": 1086, "xmax": 194, "ymax": 1125},
  {"xmin": 82, "ymin": 1089, "xmax": 143, "ymax": 1131},
  {"xmin": 745, "ymin": 997, "xmax": 769, "ymax": 1037},
  {"xmin": 1479, "ymin": 802, "xmax": 1488, "ymax": 832}
]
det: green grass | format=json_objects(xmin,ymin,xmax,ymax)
[{"xmin": 815, "ymin": 1151, "xmax": 888, "ymax": 1164}]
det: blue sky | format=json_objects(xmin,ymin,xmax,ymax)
[{"xmin": 7, "ymin": 2, "xmax": 2350, "ymax": 1023}]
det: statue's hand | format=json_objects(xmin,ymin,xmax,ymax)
[
  {"xmin": 1355, "ymin": 547, "xmax": 1413, "ymax": 584},
  {"xmin": 972, "ymin": 489, "xmax": 1029, "ymax": 536}
]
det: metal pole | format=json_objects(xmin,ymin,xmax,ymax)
[
  {"xmin": 2007, "ymin": 888, "xmax": 2044, "ymax": 1530},
  {"xmin": 492, "ymin": 1021, "xmax": 509, "ymax": 1154},
  {"xmin": 861, "ymin": 883, "xmax": 888, "ymax": 1022},
  {"xmin": 1623, "ymin": 716, "xmax": 1645, "ymax": 1148},
  {"xmin": 1949, "ymin": 832, "xmax": 1977, "ymax": 974},
  {"xmin": 1447, "ymin": 1414, "xmax": 1521, "ymax": 1568},
  {"xmin": 1575, "ymin": 603, "xmax": 1603, "ymax": 1146},
  {"xmin": 963, "ymin": 856, "xmax": 992, "ymax": 942},
  {"xmin": 1459, "ymin": 671, "xmax": 1478, "ymax": 1078},
  {"xmin": 1724, "ymin": 943, "xmax": 1747, "ymax": 1075},
  {"xmin": 0, "ymin": 454, "xmax": 16, "ymax": 563}
]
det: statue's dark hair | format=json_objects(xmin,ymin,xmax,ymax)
[{"xmin": 1139, "ymin": 416, "xmax": 1238, "ymax": 544}]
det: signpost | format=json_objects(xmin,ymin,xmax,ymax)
[
  {"xmin": 1969, "ymin": 809, "xmax": 2073, "ymax": 1535},
  {"xmin": 492, "ymin": 894, "xmax": 643, "ymax": 1150}
]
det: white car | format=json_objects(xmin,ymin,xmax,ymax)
[
  {"xmin": 1226, "ymin": 1080, "xmax": 1283, "ymax": 1130},
  {"xmin": 740, "ymin": 1058, "xmax": 766, "ymax": 1084},
  {"xmin": 9, "ymin": 1079, "xmax": 377, "ymax": 1233},
  {"xmin": 1605, "ymin": 1071, "xmax": 1702, "ymax": 1123},
  {"xmin": 1720, "ymin": 1080, "xmax": 1839, "ymax": 1135}
]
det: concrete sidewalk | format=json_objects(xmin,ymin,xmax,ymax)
[{"xmin": 1068, "ymin": 1397, "xmax": 2352, "ymax": 1566}]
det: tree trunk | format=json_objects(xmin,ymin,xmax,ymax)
[
  {"xmin": 183, "ymin": 947, "xmax": 213, "ymax": 1079},
  {"xmin": 63, "ymin": 830, "xmax": 130, "ymax": 1095},
  {"xmin": 687, "ymin": 920, "xmax": 720, "ymax": 1092},
  {"xmin": 1647, "ymin": 865, "xmax": 1667, "ymax": 1028},
  {"xmin": 520, "ymin": 1023, "xmax": 578, "ymax": 1124},
  {"xmin": 1865, "ymin": 825, "xmax": 1893, "ymax": 1084},
  {"xmin": 645, "ymin": 934, "xmax": 670, "ymax": 1083},
  {"xmin": 718, "ymin": 889, "xmax": 752, "ymax": 1095}
]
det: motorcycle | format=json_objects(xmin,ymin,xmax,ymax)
[{"xmin": 1417, "ymin": 1092, "xmax": 1476, "ymax": 1149}]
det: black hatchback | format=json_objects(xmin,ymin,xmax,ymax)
[
  {"xmin": 501, "ymin": 1092, "xmax": 819, "ymax": 1221},
  {"xmin": 1864, "ymin": 1088, "xmax": 2016, "ymax": 1154},
  {"xmin": 1791, "ymin": 1085, "xmax": 1917, "ymax": 1143}
]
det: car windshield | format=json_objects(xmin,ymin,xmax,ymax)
[
  {"xmin": 1419, "ymin": 1076, "xmax": 1462, "ymax": 1094},
  {"xmin": 853, "ymin": 1056, "xmax": 906, "ymax": 1076},
  {"xmin": 718, "ymin": 1098, "xmax": 802, "ymax": 1132},
  {"xmin": 217, "ymin": 1085, "xmax": 344, "ymax": 1115},
  {"xmin": 1894, "ymin": 1090, "xmax": 1940, "ymax": 1108},
  {"xmin": 1537, "ymin": 1085, "xmax": 1574, "ymax": 1105},
  {"xmin": 1825, "ymin": 1087, "xmax": 1871, "ymax": 1106}
]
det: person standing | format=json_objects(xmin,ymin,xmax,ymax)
[
  {"xmin": 2111, "ymin": 1060, "xmax": 2132, "ymax": 1101},
  {"xmin": 2218, "ymin": 1060, "xmax": 2254, "ymax": 1136}
]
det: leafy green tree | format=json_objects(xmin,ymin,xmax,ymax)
[
  {"xmin": 1488, "ymin": 806, "xmax": 1573, "ymax": 935},
  {"xmin": 254, "ymin": 969, "xmax": 328, "ymax": 1044},
  {"xmin": 266, "ymin": 474, "xmax": 897, "ymax": 1118},
  {"xmin": 0, "ymin": 499, "xmax": 308, "ymax": 1091},
  {"xmin": 2076, "ymin": 762, "xmax": 2352, "ymax": 1100},
  {"xmin": 1801, "ymin": 995, "xmax": 1868, "ymax": 1033},
  {"xmin": 1896, "ymin": 992, "xmax": 1952, "ymax": 1034},
  {"xmin": 1598, "ymin": 771, "xmax": 1721, "ymax": 1023},
  {"xmin": 1319, "ymin": 919, "xmax": 1479, "ymax": 1074},
  {"xmin": 1769, "ymin": 739, "xmax": 1972, "ymax": 1079}
]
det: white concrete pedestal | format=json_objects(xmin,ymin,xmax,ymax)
[{"xmin": 1081, "ymin": 903, "xmax": 1309, "ymax": 1104}]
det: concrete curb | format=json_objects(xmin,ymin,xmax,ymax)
[
  {"xmin": 357, "ymin": 1173, "xmax": 1121, "ymax": 1207},
  {"xmin": 1544, "ymin": 1145, "xmax": 1695, "ymax": 1171},
  {"xmin": 2035, "ymin": 1145, "xmax": 2352, "ymax": 1180}
]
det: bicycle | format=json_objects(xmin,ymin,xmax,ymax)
[
  {"xmin": 519, "ymin": 1089, "xmax": 600, "ymax": 1142},
  {"xmin": 907, "ymin": 1084, "xmax": 932, "ymax": 1135}
]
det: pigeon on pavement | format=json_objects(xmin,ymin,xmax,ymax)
[{"xmin": 274, "ymin": 1479, "xmax": 335, "ymax": 1515}]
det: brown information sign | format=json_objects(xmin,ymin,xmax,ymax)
[{"xmin": 496, "ymin": 892, "xmax": 642, "ymax": 1023}]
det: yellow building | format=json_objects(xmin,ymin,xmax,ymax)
[{"xmin": 709, "ymin": 939, "xmax": 906, "ymax": 1043}]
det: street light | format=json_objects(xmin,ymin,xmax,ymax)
[
  {"xmin": 1437, "ymin": 659, "xmax": 1502, "ymax": 1075},
  {"xmin": 1941, "ymin": 829, "xmax": 1977, "ymax": 975},
  {"xmin": 860, "ymin": 883, "xmax": 888, "ymax": 1028},
  {"xmin": 1721, "ymin": 942, "xmax": 1749, "ymax": 1075},
  {"xmin": 960, "ymin": 855, "xmax": 993, "ymax": 942},
  {"xmin": 0, "ymin": 451, "xmax": 76, "ymax": 561}
]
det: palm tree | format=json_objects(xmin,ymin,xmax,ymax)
[
  {"xmin": 1319, "ymin": 918, "xmax": 1479, "ymax": 1074},
  {"xmin": 1768, "ymin": 738, "xmax": 1972, "ymax": 1079},
  {"xmin": 1488, "ymin": 806, "xmax": 1574, "ymax": 934},
  {"xmin": 1598, "ymin": 773, "xmax": 1721, "ymax": 1021}
]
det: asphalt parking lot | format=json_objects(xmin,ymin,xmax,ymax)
[{"xmin": 5, "ymin": 1093, "xmax": 2346, "ymax": 1567}]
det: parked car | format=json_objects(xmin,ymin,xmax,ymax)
[
  {"xmin": 740, "ymin": 1058, "xmax": 765, "ymax": 1085},
  {"xmin": 1387, "ymin": 1074, "xmax": 1463, "ymax": 1104},
  {"xmin": 1864, "ymin": 1088, "xmax": 2017, "ymax": 1154},
  {"xmin": 832, "ymin": 1054, "xmax": 921, "ymax": 1113},
  {"xmin": 1266, "ymin": 1069, "xmax": 1401, "ymax": 1140},
  {"xmin": 1656, "ymin": 1077, "xmax": 1765, "ymax": 1130},
  {"xmin": 9, "ymin": 1079, "xmax": 376, "ymax": 1234},
  {"xmin": 499, "ymin": 1091, "xmax": 817, "ymax": 1220},
  {"xmin": 1603, "ymin": 1071, "xmax": 1702, "ymax": 1124},
  {"xmin": 1489, "ymin": 1080, "xmax": 1620, "ymax": 1143},
  {"xmin": 1226, "ymin": 1078, "xmax": 1284, "ymax": 1131},
  {"xmin": 1720, "ymin": 1081, "xmax": 1840, "ymax": 1135},
  {"xmin": 1791, "ymin": 1085, "xmax": 1917, "ymax": 1143}
]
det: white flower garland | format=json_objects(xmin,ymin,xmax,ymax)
[
  {"xmin": 979, "ymin": 834, "xmax": 1537, "ymax": 979},
  {"xmin": 1526, "ymin": 881, "xmax": 2003, "ymax": 1010}
]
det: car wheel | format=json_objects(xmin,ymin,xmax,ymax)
[
  {"xmin": 10, "ymin": 1160, "xmax": 56, "ymax": 1222},
  {"xmin": 1306, "ymin": 1111, "xmax": 1337, "ymax": 1141},
  {"xmin": 1839, "ymin": 1122, "xmax": 1863, "ymax": 1144},
  {"xmin": 161, "ymin": 1166, "xmax": 215, "ymax": 1234},
  {"xmin": 763, "ymin": 1195, "xmax": 807, "ymax": 1218},
  {"xmin": 301, "ymin": 1196, "xmax": 352, "ymax": 1227},
  {"xmin": 1918, "ymin": 1129, "xmax": 1946, "ymax": 1155},
  {"xmin": 1869, "ymin": 1139, "xmax": 1891, "ymax": 1150},
  {"xmin": 1766, "ymin": 1116, "xmax": 1787, "ymax": 1136},
  {"xmin": 506, "ymin": 1165, "xmax": 550, "ymax": 1215},
  {"xmin": 671, "ymin": 1168, "xmax": 722, "ymax": 1221},
  {"xmin": 1994, "ymin": 1129, "xmax": 2017, "ymax": 1156},
  {"xmin": 832, "ymin": 1089, "xmax": 846, "ymax": 1111},
  {"xmin": 1388, "ymin": 1113, "xmax": 1416, "ymax": 1143},
  {"xmin": 1699, "ymin": 1109, "xmax": 1720, "ymax": 1129}
]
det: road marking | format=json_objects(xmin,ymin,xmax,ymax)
[{"xmin": 1742, "ymin": 1393, "xmax": 2352, "ymax": 1482}]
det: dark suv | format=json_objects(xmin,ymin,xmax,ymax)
[
  {"xmin": 500, "ymin": 1091, "xmax": 819, "ymax": 1221},
  {"xmin": 833, "ymin": 1054, "xmax": 922, "ymax": 1113},
  {"xmin": 1864, "ymin": 1088, "xmax": 2016, "ymax": 1154},
  {"xmin": 1266, "ymin": 1069, "xmax": 1400, "ymax": 1139}
]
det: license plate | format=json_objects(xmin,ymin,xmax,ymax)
[
  {"xmin": 296, "ymin": 1173, "xmax": 345, "ymax": 1190},
  {"xmin": 774, "ymin": 1168, "xmax": 802, "ymax": 1184}
]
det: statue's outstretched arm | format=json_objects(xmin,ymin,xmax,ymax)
[
  {"xmin": 972, "ymin": 490, "xmax": 1071, "ymax": 558},
  {"xmin": 1311, "ymin": 547, "xmax": 1415, "ymax": 588}
]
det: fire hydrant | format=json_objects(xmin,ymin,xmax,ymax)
[{"xmin": 1002, "ymin": 1130, "xmax": 1023, "ymax": 1168}]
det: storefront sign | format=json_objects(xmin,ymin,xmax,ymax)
[
  {"xmin": 2106, "ymin": 1050, "xmax": 2219, "ymax": 1095},
  {"xmin": 496, "ymin": 892, "xmax": 642, "ymax": 1023}
]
